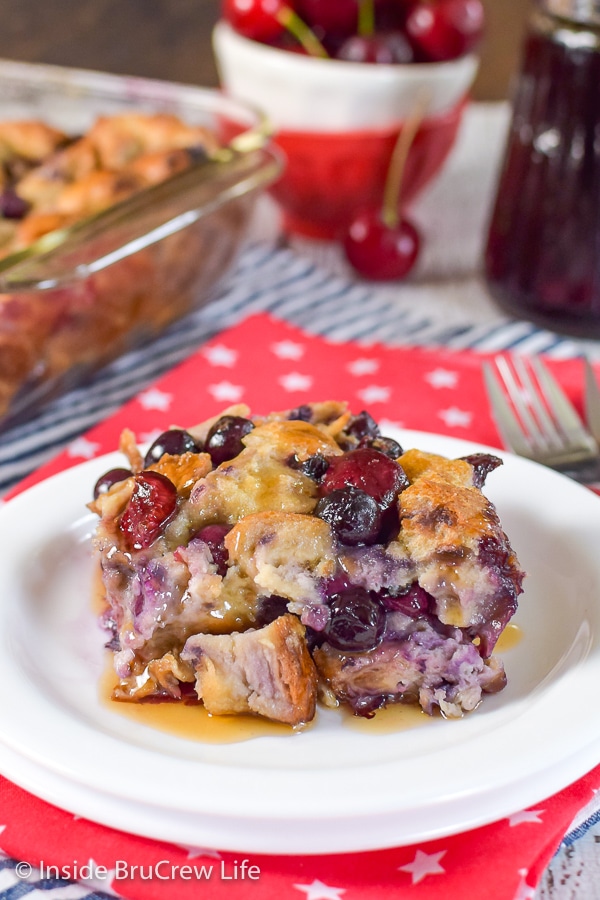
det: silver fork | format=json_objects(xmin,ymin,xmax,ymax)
[{"xmin": 483, "ymin": 355, "xmax": 600, "ymax": 487}]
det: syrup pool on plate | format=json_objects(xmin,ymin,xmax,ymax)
[
  {"xmin": 99, "ymin": 661, "xmax": 299, "ymax": 743},
  {"xmin": 99, "ymin": 624, "xmax": 522, "ymax": 742}
]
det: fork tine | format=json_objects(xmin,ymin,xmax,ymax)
[
  {"xmin": 482, "ymin": 361, "xmax": 533, "ymax": 457},
  {"xmin": 496, "ymin": 356, "xmax": 554, "ymax": 450},
  {"xmin": 511, "ymin": 356, "xmax": 562, "ymax": 449},
  {"xmin": 530, "ymin": 357, "xmax": 598, "ymax": 451}
]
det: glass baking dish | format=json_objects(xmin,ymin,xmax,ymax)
[{"xmin": 0, "ymin": 59, "xmax": 283, "ymax": 430}]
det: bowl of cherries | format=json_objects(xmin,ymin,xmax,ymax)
[{"xmin": 214, "ymin": 0, "xmax": 483, "ymax": 277}]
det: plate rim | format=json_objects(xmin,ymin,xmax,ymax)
[{"xmin": 1, "ymin": 429, "xmax": 600, "ymax": 853}]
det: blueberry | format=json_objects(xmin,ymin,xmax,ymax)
[
  {"xmin": 288, "ymin": 452, "xmax": 330, "ymax": 482},
  {"xmin": 315, "ymin": 486, "xmax": 383, "ymax": 545},
  {"xmin": 93, "ymin": 467, "xmax": 133, "ymax": 499},
  {"xmin": 144, "ymin": 429, "xmax": 200, "ymax": 467},
  {"xmin": 205, "ymin": 416, "xmax": 254, "ymax": 466},
  {"xmin": 345, "ymin": 410, "xmax": 380, "ymax": 441},
  {"xmin": 326, "ymin": 587, "xmax": 386, "ymax": 652},
  {"xmin": 0, "ymin": 187, "xmax": 29, "ymax": 219},
  {"xmin": 358, "ymin": 435, "xmax": 403, "ymax": 459}
]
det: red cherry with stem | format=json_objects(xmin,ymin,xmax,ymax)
[
  {"xmin": 343, "ymin": 94, "xmax": 428, "ymax": 281},
  {"xmin": 343, "ymin": 214, "xmax": 420, "ymax": 280},
  {"xmin": 405, "ymin": 0, "xmax": 484, "ymax": 62},
  {"xmin": 223, "ymin": 0, "xmax": 328, "ymax": 56}
]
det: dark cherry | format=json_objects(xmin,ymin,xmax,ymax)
[
  {"xmin": 93, "ymin": 467, "xmax": 133, "ymax": 499},
  {"xmin": 119, "ymin": 472, "xmax": 177, "ymax": 550},
  {"xmin": 195, "ymin": 524, "xmax": 232, "ymax": 576},
  {"xmin": 337, "ymin": 31, "xmax": 414, "ymax": 63},
  {"xmin": 344, "ymin": 210, "xmax": 421, "ymax": 281},
  {"xmin": 0, "ymin": 187, "xmax": 29, "ymax": 219},
  {"xmin": 315, "ymin": 486, "xmax": 383, "ymax": 545},
  {"xmin": 405, "ymin": 0, "xmax": 484, "ymax": 62},
  {"xmin": 205, "ymin": 415, "xmax": 254, "ymax": 466},
  {"xmin": 143, "ymin": 428, "xmax": 200, "ymax": 467},
  {"xmin": 326, "ymin": 586, "xmax": 386, "ymax": 651},
  {"xmin": 321, "ymin": 447, "xmax": 408, "ymax": 508}
]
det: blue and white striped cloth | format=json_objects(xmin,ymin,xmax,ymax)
[
  {"xmin": 0, "ymin": 241, "xmax": 595, "ymax": 497},
  {"xmin": 1, "ymin": 240, "xmax": 599, "ymax": 900}
]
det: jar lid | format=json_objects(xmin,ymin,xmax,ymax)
[{"xmin": 542, "ymin": 0, "xmax": 600, "ymax": 25}]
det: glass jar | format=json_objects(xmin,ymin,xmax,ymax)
[{"xmin": 484, "ymin": 0, "xmax": 600, "ymax": 337}]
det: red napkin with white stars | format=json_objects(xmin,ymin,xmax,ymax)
[{"xmin": 2, "ymin": 312, "xmax": 600, "ymax": 900}]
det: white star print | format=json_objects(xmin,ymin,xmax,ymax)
[
  {"xmin": 293, "ymin": 878, "xmax": 347, "ymax": 900},
  {"xmin": 207, "ymin": 381, "xmax": 245, "ymax": 403},
  {"xmin": 67, "ymin": 436, "xmax": 101, "ymax": 459},
  {"xmin": 424, "ymin": 368, "xmax": 459, "ymax": 389},
  {"xmin": 398, "ymin": 849, "xmax": 446, "ymax": 885},
  {"xmin": 138, "ymin": 388, "xmax": 173, "ymax": 412},
  {"xmin": 513, "ymin": 868, "xmax": 536, "ymax": 900},
  {"xmin": 138, "ymin": 428, "xmax": 164, "ymax": 446},
  {"xmin": 347, "ymin": 358, "xmax": 380, "ymax": 376},
  {"xmin": 357, "ymin": 385, "xmax": 391, "ymax": 404},
  {"xmin": 438, "ymin": 406, "xmax": 473, "ymax": 428},
  {"xmin": 176, "ymin": 844, "xmax": 222, "ymax": 860},
  {"xmin": 0, "ymin": 824, "xmax": 5, "ymax": 836},
  {"xmin": 271, "ymin": 340, "xmax": 305, "ymax": 360},
  {"xmin": 508, "ymin": 809, "xmax": 545, "ymax": 827},
  {"xmin": 279, "ymin": 372, "xmax": 313, "ymax": 392},
  {"xmin": 203, "ymin": 344, "xmax": 237, "ymax": 367}
]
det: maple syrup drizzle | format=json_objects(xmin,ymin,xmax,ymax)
[
  {"xmin": 343, "ymin": 701, "xmax": 431, "ymax": 734},
  {"xmin": 494, "ymin": 622, "xmax": 523, "ymax": 653}
]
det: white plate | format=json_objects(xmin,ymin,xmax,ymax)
[{"xmin": 1, "ymin": 430, "xmax": 600, "ymax": 855}]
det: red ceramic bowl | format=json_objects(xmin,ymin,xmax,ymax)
[{"xmin": 213, "ymin": 22, "xmax": 479, "ymax": 240}]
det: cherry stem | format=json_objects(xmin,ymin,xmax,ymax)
[
  {"xmin": 277, "ymin": 7, "xmax": 329, "ymax": 57},
  {"xmin": 381, "ymin": 91, "xmax": 431, "ymax": 230},
  {"xmin": 357, "ymin": 0, "xmax": 375, "ymax": 37}
]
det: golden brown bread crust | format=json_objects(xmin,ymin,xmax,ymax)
[
  {"xmin": 182, "ymin": 419, "xmax": 342, "ymax": 535},
  {"xmin": 225, "ymin": 510, "xmax": 337, "ymax": 604},
  {"xmin": 182, "ymin": 614, "xmax": 318, "ymax": 725},
  {"xmin": 0, "ymin": 120, "xmax": 68, "ymax": 167},
  {"xmin": 394, "ymin": 447, "xmax": 517, "ymax": 629}
]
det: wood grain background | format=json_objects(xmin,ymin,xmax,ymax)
[{"xmin": 0, "ymin": 0, "xmax": 529, "ymax": 101}]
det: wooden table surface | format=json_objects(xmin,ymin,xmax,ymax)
[{"xmin": 0, "ymin": 0, "xmax": 528, "ymax": 101}]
